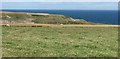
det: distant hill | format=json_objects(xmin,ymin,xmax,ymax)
[{"xmin": 1, "ymin": 12, "xmax": 96, "ymax": 25}]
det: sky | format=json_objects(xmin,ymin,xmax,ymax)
[
  {"xmin": 1, "ymin": 0, "xmax": 119, "ymax": 2},
  {"xmin": 1, "ymin": 2, "xmax": 118, "ymax": 10}
]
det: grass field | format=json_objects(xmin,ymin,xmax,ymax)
[{"xmin": 2, "ymin": 26, "xmax": 118, "ymax": 57}]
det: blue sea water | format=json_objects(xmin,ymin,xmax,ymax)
[{"xmin": 2, "ymin": 10, "xmax": 118, "ymax": 25}]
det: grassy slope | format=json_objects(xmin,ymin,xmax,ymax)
[
  {"xmin": 2, "ymin": 12, "xmax": 95, "ymax": 24},
  {"xmin": 2, "ymin": 26, "xmax": 118, "ymax": 57}
]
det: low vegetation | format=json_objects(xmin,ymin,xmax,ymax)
[
  {"xmin": 1, "ymin": 12, "xmax": 118, "ymax": 57},
  {"xmin": 2, "ymin": 26, "xmax": 118, "ymax": 57},
  {"xmin": 1, "ymin": 12, "xmax": 96, "ymax": 24}
]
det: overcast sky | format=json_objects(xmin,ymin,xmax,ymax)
[{"xmin": 1, "ymin": 2, "xmax": 118, "ymax": 10}]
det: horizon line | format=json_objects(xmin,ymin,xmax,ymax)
[{"xmin": 1, "ymin": 9, "xmax": 118, "ymax": 10}]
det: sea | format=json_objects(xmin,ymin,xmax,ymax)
[{"xmin": 2, "ymin": 10, "xmax": 119, "ymax": 25}]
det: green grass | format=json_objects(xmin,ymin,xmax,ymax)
[
  {"xmin": 2, "ymin": 26, "xmax": 118, "ymax": 57},
  {"xmin": 2, "ymin": 13, "xmax": 28, "ymax": 21}
]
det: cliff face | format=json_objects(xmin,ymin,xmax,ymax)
[{"xmin": 1, "ymin": 12, "xmax": 95, "ymax": 25}]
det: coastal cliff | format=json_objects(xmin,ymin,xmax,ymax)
[{"xmin": 1, "ymin": 12, "xmax": 95, "ymax": 25}]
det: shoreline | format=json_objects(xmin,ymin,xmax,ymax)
[{"xmin": 1, "ymin": 11, "xmax": 119, "ymax": 25}]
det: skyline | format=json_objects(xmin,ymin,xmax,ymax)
[{"xmin": 1, "ymin": 2, "xmax": 118, "ymax": 10}]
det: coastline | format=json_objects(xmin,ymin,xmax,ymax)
[
  {"xmin": 1, "ymin": 10, "xmax": 118, "ymax": 25},
  {"xmin": 1, "ymin": 11, "xmax": 119, "ymax": 26}
]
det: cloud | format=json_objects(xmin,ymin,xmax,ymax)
[{"xmin": 1, "ymin": 0, "xmax": 119, "ymax": 2}]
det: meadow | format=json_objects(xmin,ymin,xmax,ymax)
[{"xmin": 2, "ymin": 26, "xmax": 118, "ymax": 57}]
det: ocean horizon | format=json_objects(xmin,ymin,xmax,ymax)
[{"xmin": 2, "ymin": 9, "xmax": 118, "ymax": 25}]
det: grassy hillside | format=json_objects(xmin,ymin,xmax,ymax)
[
  {"xmin": 2, "ymin": 26, "xmax": 118, "ymax": 57},
  {"xmin": 1, "ymin": 12, "xmax": 95, "ymax": 24}
]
